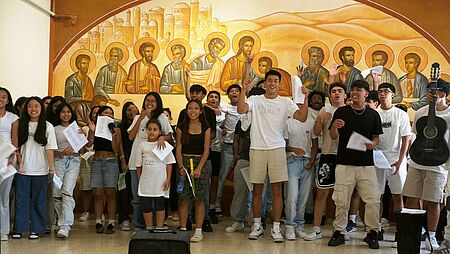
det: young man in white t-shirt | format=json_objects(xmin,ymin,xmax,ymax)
[
  {"xmin": 237, "ymin": 69, "xmax": 309, "ymax": 242},
  {"xmin": 375, "ymin": 83, "xmax": 411, "ymax": 241},
  {"xmin": 403, "ymin": 79, "xmax": 450, "ymax": 251}
]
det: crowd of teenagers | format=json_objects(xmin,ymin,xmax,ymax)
[{"xmin": 1, "ymin": 69, "xmax": 450, "ymax": 253}]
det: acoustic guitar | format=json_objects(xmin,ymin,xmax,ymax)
[{"xmin": 410, "ymin": 62, "xmax": 449, "ymax": 166}]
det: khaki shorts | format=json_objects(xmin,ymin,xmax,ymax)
[
  {"xmin": 78, "ymin": 158, "xmax": 92, "ymax": 191},
  {"xmin": 249, "ymin": 148, "xmax": 288, "ymax": 184},
  {"xmin": 402, "ymin": 166, "xmax": 447, "ymax": 203}
]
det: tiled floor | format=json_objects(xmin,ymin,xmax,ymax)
[{"xmin": 0, "ymin": 217, "xmax": 429, "ymax": 254}]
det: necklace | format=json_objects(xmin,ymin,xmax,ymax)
[{"xmin": 351, "ymin": 105, "xmax": 366, "ymax": 115}]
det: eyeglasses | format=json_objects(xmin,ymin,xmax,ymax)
[{"xmin": 377, "ymin": 88, "xmax": 393, "ymax": 94}]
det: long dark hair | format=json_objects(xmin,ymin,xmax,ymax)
[
  {"xmin": 53, "ymin": 102, "xmax": 77, "ymax": 126},
  {"xmin": 119, "ymin": 102, "xmax": 138, "ymax": 129},
  {"xmin": 142, "ymin": 92, "xmax": 163, "ymax": 120},
  {"xmin": 14, "ymin": 96, "xmax": 28, "ymax": 116},
  {"xmin": 96, "ymin": 106, "xmax": 114, "ymax": 122},
  {"xmin": 180, "ymin": 99, "xmax": 209, "ymax": 145},
  {"xmin": 0, "ymin": 87, "xmax": 17, "ymax": 115},
  {"xmin": 19, "ymin": 97, "xmax": 48, "ymax": 147},
  {"xmin": 89, "ymin": 105, "xmax": 101, "ymax": 124},
  {"xmin": 46, "ymin": 96, "xmax": 66, "ymax": 125}
]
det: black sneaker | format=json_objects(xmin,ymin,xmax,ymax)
[
  {"xmin": 105, "ymin": 223, "xmax": 115, "ymax": 234},
  {"xmin": 345, "ymin": 220, "xmax": 357, "ymax": 232},
  {"xmin": 209, "ymin": 209, "xmax": 218, "ymax": 224},
  {"xmin": 96, "ymin": 223, "xmax": 105, "ymax": 233},
  {"xmin": 364, "ymin": 230, "xmax": 380, "ymax": 249},
  {"xmin": 377, "ymin": 228, "xmax": 384, "ymax": 241},
  {"xmin": 328, "ymin": 231, "xmax": 345, "ymax": 246},
  {"xmin": 202, "ymin": 220, "xmax": 213, "ymax": 232},
  {"xmin": 11, "ymin": 232, "xmax": 22, "ymax": 239}
]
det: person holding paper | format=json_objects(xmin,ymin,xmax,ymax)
[
  {"xmin": 237, "ymin": 69, "xmax": 309, "ymax": 243},
  {"xmin": 136, "ymin": 119, "xmax": 175, "ymax": 230},
  {"xmin": 327, "ymin": 80, "xmax": 383, "ymax": 249},
  {"xmin": 13, "ymin": 97, "xmax": 57, "ymax": 240},
  {"xmin": 52, "ymin": 102, "xmax": 83, "ymax": 239},
  {"xmin": 0, "ymin": 87, "xmax": 20, "ymax": 241},
  {"xmin": 374, "ymin": 83, "xmax": 411, "ymax": 242},
  {"xmin": 176, "ymin": 99, "xmax": 211, "ymax": 242},
  {"xmin": 87, "ymin": 106, "xmax": 126, "ymax": 234}
]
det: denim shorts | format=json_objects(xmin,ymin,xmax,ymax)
[{"xmin": 90, "ymin": 157, "xmax": 119, "ymax": 188}]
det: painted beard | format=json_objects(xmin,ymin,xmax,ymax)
[
  {"xmin": 344, "ymin": 60, "xmax": 354, "ymax": 67},
  {"xmin": 309, "ymin": 59, "xmax": 321, "ymax": 69},
  {"xmin": 173, "ymin": 58, "xmax": 182, "ymax": 68},
  {"xmin": 109, "ymin": 58, "xmax": 119, "ymax": 68}
]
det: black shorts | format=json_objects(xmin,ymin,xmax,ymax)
[
  {"xmin": 209, "ymin": 151, "xmax": 221, "ymax": 177},
  {"xmin": 316, "ymin": 154, "xmax": 337, "ymax": 189},
  {"xmin": 140, "ymin": 196, "xmax": 165, "ymax": 213}
]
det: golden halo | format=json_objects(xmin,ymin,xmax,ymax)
[
  {"xmin": 166, "ymin": 38, "xmax": 192, "ymax": 61},
  {"xmin": 203, "ymin": 32, "xmax": 230, "ymax": 57},
  {"xmin": 104, "ymin": 42, "xmax": 129, "ymax": 66},
  {"xmin": 365, "ymin": 44, "xmax": 395, "ymax": 69},
  {"xmin": 301, "ymin": 40, "xmax": 330, "ymax": 67},
  {"xmin": 441, "ymin": 73, "xmax": 450, "ymax": 83},
  {"xmin": 332, "ymin": 39, "xmax": 362, "ymax": 65},
  {"xmin": 251, "ymin": 51, "xmax": 278, "ymax": 77},
  {"xmin": 133, "ymin": 37, "xmax": 160, "ymax": 61},
  {"xmin": 232, "ymin": 30, "xmax": 261, "ymax": 55},
  {"xmin": 70, "ymin": 49, "xmax": 96, "ymax": 74},
  {"xmin": 398, "ymin": 46, "xmax": 428, "ymax": 73}
]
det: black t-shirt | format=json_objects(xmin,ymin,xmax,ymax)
[
  {"xmin": 178, "ymin": 121, "xmax": 210, "ymax": 155},
  {"xmin": 331, "ymin": 105, "xmax": 383, "ymax": 166},
  {"xmin": 177, "ymin": 106, "xmax": 216, "ymax": 139},
  {"xmin": 235, "ymin": 121, "xmax": 251, "ymax": 161}
]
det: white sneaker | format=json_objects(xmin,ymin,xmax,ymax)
[
  {"xmin": 248, "ymin": 224, "xmax": 264, "ymax": 240},
  {"xmin": 425, "ymin": 236, "xmax": 440, "ymax": 251},
  {"xmin": 380, "ymin": 218, "xmax": 390, "ymax": 228},
  {"xmin": 79, "ymin": 211, "xmax": 89, "ymax": 222},
  {"xmin": 121, "ymin": 220, "xmax": 131, "ymax": 231},
  {"xmin": 304, "ymin": 227, "xmax": 323, "ymax": 241},
  {"xmin": 285, "ymin": 225, "xmax": 296, "ymax": 241},
  {"xmin": 0, "ymin": 235, "xmax": 8, "ymax": 241},
  {"xmin": 225, "ymin": 221, "xmax": 244, "ymax": 233},
  {"xmin": 57, "ymin": 228, "xmax": 69, "ymax": 239},
  {"xmin": 295, "ymin": 227, "xmax": 307, "ymax": 238},
  {"xmin": 190, "ymin": 233, "xmax": 203, "ymax": 243},
  {"xmin": 271, "ymin": 227, "xmax": 284, "ymax": 243}
]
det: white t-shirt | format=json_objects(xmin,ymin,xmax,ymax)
[
  {"xmin": 221, "ymin": 102, "xmax": 240, "ymax": 144},
  {"xmin": 376, "ymin": 106, "xmax": 412, "ymax": 164},
  {"xmin": 54, "ymin": 125, "xmax": 72, "ymax": 152},
  {"xmin": 283, "ymin": 109, "xmax": 316, "ymax": 158},
  {"xmin": 128, "ymin": 113, "xmax": 173, "ymax": 171},
  {"xmin": 210, "ymin": 112, "xmax": 225, "ymax": 152},
  {"xmin": 21, "ymin": 121, "xmax": 58, "ymax": 176},
  {"xmin": 247, "ymin": 95, "xmax": 299, "ymax": 149},
  {"xmin": 0, "ymin": 111, "xmax": 19, "ymax": 144},
  {"xmin": 409, "ymin": 105, "xmax": 450, "ymax": 172},
  {"xmin": 135, "ymin": 141, "xmax": 176, "ymax": 197}
]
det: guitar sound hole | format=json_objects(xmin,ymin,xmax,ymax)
[{"xmin": 423, "ymin": 126, "xmax": 438, "ymax": 139}]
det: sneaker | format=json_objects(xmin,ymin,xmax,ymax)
[
  {"xmin": 190, "ymin": 233, "xmax": 203, "ymax": 243},
  {"xmin": 248, "ymin": 224, "xmax": 264, "ymax": 240},
  {"xmin": 96, "ymin": 223, "xmax": 105, "ymax": 234},
  {"xmin": 285, "ymin": 225, "xmax": 296, "ymax": 241},
  {"xmin": 271, "ymin": 227, "xmax": 284, "ymax": 243},
  {"xmin": 79, "ymin": 211, "xmax": 89, "ymax": 222},
  {"xmin": 202, "ymin": 220, "xmax": 213, "ymax": 232},
  {"xmin": 45, "ymin": 225, "xmax": 51, "ymax": 234},
  {"xmin": 11, "ymin": 233, "xmax": 21, "ymax": 239},
  {"xmin": 225, "ymin": 221, "xmax": 244, "ymax": 233},
  {"xmin": 434, "ymin": 239, "xmax": 450, "ymax": 253},
  {"xmin": 57, "ymin": 228, "xmax": 69, "ymax": 239},
  {"xmin": 304, "ymin": 226, "xmax": 323, "ymax": 241},
  {"xmin": 172, "ymin": 214, "xmax": 179, "ymax": 222},
  {"xmin": 1, "ymin": 235, "xmax": 8, "ymax": 241},
  {"xmin": 121, "ymin": 220, "xmax": 131, "ymax": 231},
  {"xmin": 377, "ymin": 228, "xmax": 384, "ymax": 241},
  {"xmin": 364, "ymin": 230, "xmax": 380, "ymax": 249},
  {"xmin": 295, "ymin": 227, "xmax": 307, "ymax": 238},
  {"xmin": 105, "ymin": 223, "xmax": 115, "ymax": 234},
  {"xmin": 425, "ymin": 236, "xmax": 440, "ymax": 251},
  {"xmin": 356, "ymin": 215, "xmax": 365, "ymax": 228},
  {"xmin": 28, "ymin": 232, "xmax": 39, "ymax": 240},
  {"xmin": 380, "ymin": 218, "xmax": 390, "ymax": 228},
  {"xmin": 328, "ymin": 231, "xmax": 345, "ymax": 246},
  {"xmin": 345, "ymin": 220, "xmax": 357, "ymax": 232}
]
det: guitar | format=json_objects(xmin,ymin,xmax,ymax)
[{"xmin": 410, "ymin": 62, "xmax": 450, "ymax": 166}]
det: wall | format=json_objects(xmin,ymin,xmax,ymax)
[{"xmin": 0, "ymin": 0, "xmax": 51, "ymax": 100}]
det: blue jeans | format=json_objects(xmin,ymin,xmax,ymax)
[
  {"xmin": 130, "ymin": 170, "xmax": 145, "ymax": 228},
  {"xmin": 0, "ymin": 173, "xmax": 13, "ymax": 235},
  {"xmin": 54, "ymin": 156, "xmax": 80, "ymax": 230},
  {"xmin": 14, "ymin": 174, "xmax": 48, "ymax": 233},
  {"xmin": 215, "ymin": 144, "xmax": 234, "ymax": 209},
  {"xmin": 284, "ymin": 156, "xmax": 314, "ymax": 228}
]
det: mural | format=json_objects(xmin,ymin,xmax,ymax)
[{"xmin": 52, "ymin": 0, "xmax": 450, "ymax": 117}]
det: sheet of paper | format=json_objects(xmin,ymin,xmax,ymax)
[
  {"xmin": 94, "ymin": 116, "xmax": 115, "ymax": 141},
  {"xmin": 63, "ymin": 121, "xmax": 88, "ymax": 153},
  {"xmin": 324, "ymin": 103, "xmax": 334, "ymax": 113},
  {"xmin": 346, "ymin": 131, "xmax": 372, "ymax": 151},
  {"xmin": 361, "ymin": 65, "xmax": 384, "ymax": 78},
  {"xmin": 0, "ymin": 165, "xmax": 17, "ymax": 184},
  {"xmin": 291, "ymin": 76, "xmax": 305, "ymax": 104},
  {"xmin": 183, "ymin": 167, "xmax": 195, "ymax": 197},
  {"xmin": 0, "ymin": 138, "xmax": 16, "ymax": 161},
  {"xmin": 373, "ymin": 150, "xmax": 392, "ymax": 169},
  {"xmin": 152, "ymin": 142, "xmax": 174, "ymax": 161},
  {"xmin": 81, "ymin": 151, "xmax": 95, "ymax": 160},
  {"xmin": 117, "ymin": 171, "xmax": 126, "ymax": 191},
  {"xmin": 240, "ymin": 166, "xmax": 253, "ymax": 192},
  {"xmin": 53, "ymin": 174, "xmax": 63, "ymax": 189}
]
